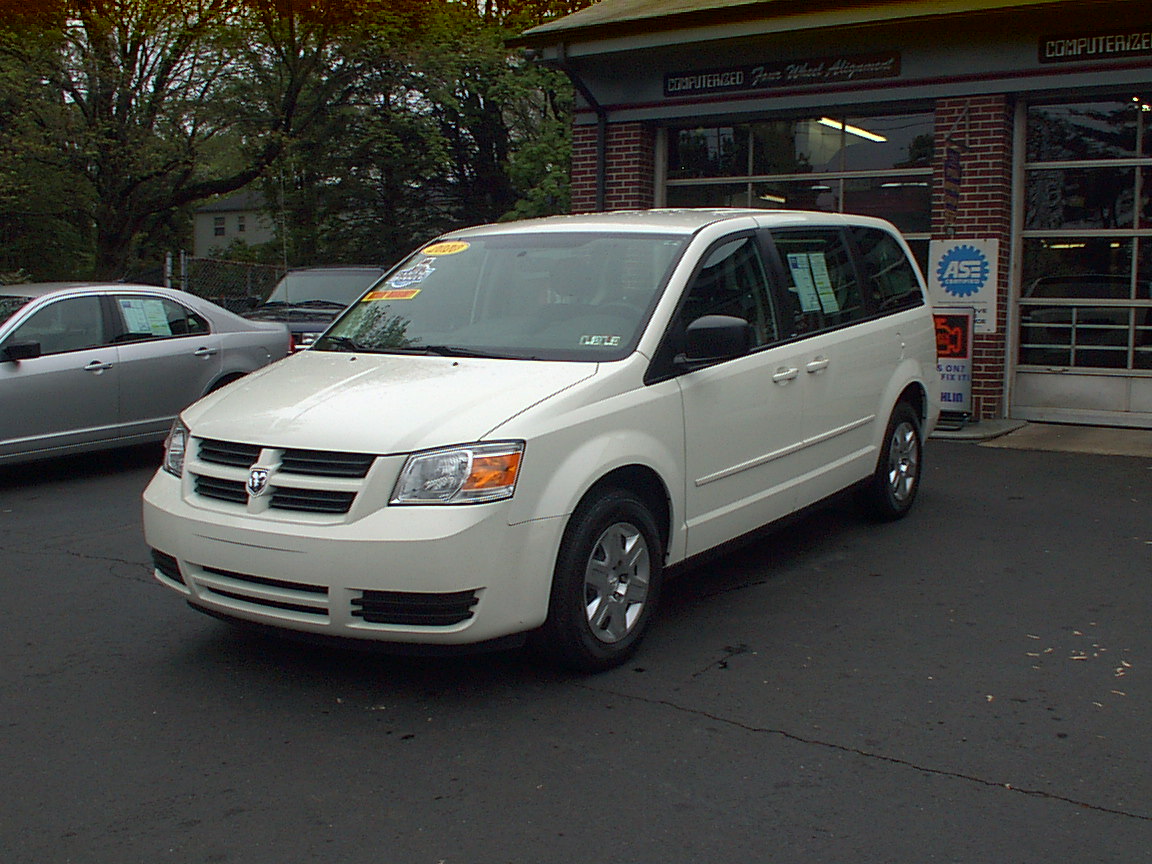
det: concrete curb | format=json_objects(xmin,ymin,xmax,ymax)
[{"xmin": 930, "ymin": 418, "xmax": 1028, "ymax": 442}]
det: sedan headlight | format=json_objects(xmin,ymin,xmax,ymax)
[
  {"xmin": 391, "ymin": 441, "xmax": 524, "ymax": 505},
  {"xmin": 163, "ymin": 419, "xmax": 189, "ymax": 478}
]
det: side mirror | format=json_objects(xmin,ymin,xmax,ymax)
[
  {"xmin": 0, "ymin": 340, "xmax": 41, "ymax": 362},
  {"xmin": 677, "ymin": 315, "xmax": 753, "ymax": 368}
]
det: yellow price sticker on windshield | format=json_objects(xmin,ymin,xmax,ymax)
[
  {"xmin": 364, "ymin": 289, "xmax": 421, "ymax": 301},
  {"xmin": 422, "ymin": 241, "xmax": 470, "ymax": 256}
]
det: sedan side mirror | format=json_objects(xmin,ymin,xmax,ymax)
[
  {"xmin": 0, "ymin": 340, "xmax": 42, "ymax": 362},
  {"xmin": 676, "ymin": 315, "xmax": 753, "ymax": 369}
]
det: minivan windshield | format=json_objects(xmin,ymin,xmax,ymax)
[{"xmin": 313, "ymin": 232, "xmax": 688, "ymax": 361}]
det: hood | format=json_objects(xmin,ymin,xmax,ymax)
[{"xmin": 184, "ymin": 350, "xmax": 598, "ymax": 454}]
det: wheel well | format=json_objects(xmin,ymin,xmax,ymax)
[
  {"xmin": 898, "ymin": 383, "xmax": 927, "ymax": 426},
  {"xmin": 581, "ymin": 465, "xmax": 671, "ymax": 557}
]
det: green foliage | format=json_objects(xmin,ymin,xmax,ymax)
[{"xmin": 0, "ymin": 0, "xmax": 595, "ymax": 279}]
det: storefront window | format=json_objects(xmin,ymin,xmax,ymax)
[
  {"xmin": 668, "ymin": 127, "xmax": 746, "ymax": 178},
  {"xmin": 665, "ymin": 183, "xmax": 753, "ymax": 208},
  {"xmin": 751, "ymin": 179, "xmax": 840, "ymax": 213},
  {"xmin": 666, "ymin": 111, "xmax": 933, "ymax": 238},
  {"xmin": 843, "ymin": 176, "xmax": 931, "ymax": 233},
  {"xmin": 1027, "ymin": 99, "xmax": 1150, "ymax": 161}
]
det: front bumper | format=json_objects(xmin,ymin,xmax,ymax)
[{"xmin": 142, "ymin": 470, "xmax": 564, "ymax": 645}]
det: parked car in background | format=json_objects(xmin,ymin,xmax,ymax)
[
  {"xmin": 0, "ymin": 283, "xmax": 290, "ymax": 465},
  {"xmin": 243, "ymin": 266, "xmax": 388, "ymax": 351},
  {"xmin": 145, "ymin": 209, "xmax": 939, "ymax": 671}
]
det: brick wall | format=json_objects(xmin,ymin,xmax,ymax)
[
  {"xmin": 570, "ymin": 121, "xmax": 656, "ymax": 212},
  {"xmin": 933, "ymin": 96, "xmax": 1014, "ymax": 421}
]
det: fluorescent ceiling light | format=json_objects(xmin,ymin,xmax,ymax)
[
  {"xmin": 758, "ymin": 193, "xmax": 786, "ymax": 204},
  {"xmin": 817, "ymin": 117, "xmax": 888, "ymax": 142}
]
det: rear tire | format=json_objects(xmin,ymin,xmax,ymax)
[
  {"xmin": 537, "ymin": 488, "xmax": 663, "ymax": 673},
  {"xmin": 859, "ymin": 402, "xmax": 922, "ymax": 521}
]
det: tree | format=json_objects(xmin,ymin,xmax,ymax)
[
  {"xmin": 0, "ymin": 22, "xmax": 95, "ymax": 278},
  {"xmin": 0, "ymin": 0, "xmax": 424, "ymax": 279},
  {"xmin": 263, "ymin": 0, "xmax": 578, "ymax": 266},
  {"xmin": 0, "ymin": 0, "xmax": 595, "ymax": 279}
]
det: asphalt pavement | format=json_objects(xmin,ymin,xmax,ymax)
[{"xmin": 1, "ymin": 434, "xmax": 1149, "ymax": 863}]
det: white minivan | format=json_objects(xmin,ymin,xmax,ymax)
[{"xmin": 144, "ymin": 209, "xmax": 939, "ymax": 671}]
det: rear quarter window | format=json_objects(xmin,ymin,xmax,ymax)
[{"xmin": 849, "ymin": 226, "xmax": 925, "ymax": 313}]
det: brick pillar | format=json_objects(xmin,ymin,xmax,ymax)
[
  {"xmin": 570, "ymin": 121, "xmax": 656, "ymax": 213},
  {"xmin": 933, "ymin": 96, "xmax": 1014, "ymax": 421},
  {"xmin": 570, "ymin": 124, "xmax": 599, "ymax": 213}
]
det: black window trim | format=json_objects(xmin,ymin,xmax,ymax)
[{"xmin": 644, "ymin": 228, "xmax": 781, "ymax": 384}]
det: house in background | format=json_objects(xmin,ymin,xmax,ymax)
[{"xmin": 192, "ymin": 190, "xmax": 275, "ymax": 257}]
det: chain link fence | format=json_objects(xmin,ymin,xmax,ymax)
[{"xmin": 176, "ymin": 252, "xmax": 286, "ymax": 313}]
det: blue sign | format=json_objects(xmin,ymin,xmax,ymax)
[{"xmin": 935, "ymin": 244, "xmax": 991, "ymax": 299}]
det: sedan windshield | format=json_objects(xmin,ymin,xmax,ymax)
[
  {"xmin": 313, "ymin": 232, "xmax": 688, "ymax": 361},
  {"xmin": 263, "ymin": 269, "xmax": 386, "ymax": 306}
]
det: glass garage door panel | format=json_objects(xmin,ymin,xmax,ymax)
[{"xmin": 1016, "ymin": 95, "xmax": 1152, "ymax": 427}]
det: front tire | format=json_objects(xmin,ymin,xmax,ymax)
[
  {"xmin": 538, "ymin": 488, "xmax": 663, "ymax": 672},
  {"xmin": 859, "ymin": 402, "xmax": 922, "ymax": 521}
]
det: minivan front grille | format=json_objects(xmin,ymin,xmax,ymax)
[
  {"xmin": 194, "ymin": 475, "xmax": 248, "ymax": 504},
  {"xmin": 197, "ymin": 565, "xmax": 329, "ymax": 619},
  {"xmin": 269, "ymin": 487, "xmax": 356, "ymax": 514},
  {"xmin": 280, "ymin": 449, "xmax": 374, "ymax": 478},
  {"xmin": 190, "ymin": 438, "xmax": 378, "ymax": 517},
  {"xmin": 351, "ymin": 589, "xmax": 479, "ymax": 626},
  {"xmin": 199, "ymin": 439, "xmax": 261, "ymax": 468}
]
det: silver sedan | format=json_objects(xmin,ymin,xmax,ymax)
[{"xmin": 0, "ymin": 283, "xmax": 290, "ymax": 465}]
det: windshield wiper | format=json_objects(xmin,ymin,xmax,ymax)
[
  {"xmin": 315, "ymin": 335, "xmax": 364, "ymax": 352},
  {"xmin": 409, "ymin": 345, "xmax": 510, "ymax": 359}
]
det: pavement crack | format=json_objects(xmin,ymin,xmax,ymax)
[
  {"xmin": 4, "ymin": 544, "xmax": 153, "ymax": 581},
  {"xmin": 579, "ymin": 683, "xmax": 1152, "ymax": 823},
  {"xmin": 691, "ymin": 643, "xmax": 753, "ymax": 677}
]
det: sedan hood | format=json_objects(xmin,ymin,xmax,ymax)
[{"xmin": 184, "ymin": 351, "xmax": 597, "ymax": 453}]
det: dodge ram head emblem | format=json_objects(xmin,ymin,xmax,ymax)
[{"xmin": 247, "ymin": 467, "xmax": 270, "ymax": 497}]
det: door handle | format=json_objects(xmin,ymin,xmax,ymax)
[
  {"xmin": 83, "ymin": 360, "xmax": 114, "ymax": 372},
  {"xmin": 806, "ymin": 356, "xmax": 830, "ymax": 374},
  {"xmin": 193, "ymin": 347, "xmax": 219, "ymax": 358},
  {"xmin": 772, "ymin": 366, "xmax": 799, "ymax": 383}
]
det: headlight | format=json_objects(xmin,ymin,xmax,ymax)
[
  {"xmin": 391, "ymin": 441, "xmax": 524, "ymax": 505},
  {"xmin": 163, "ymin": 419, "xmax": 189, "ymax": 478}
]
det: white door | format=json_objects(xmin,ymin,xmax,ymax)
[{"xmin": 676, "ymin": 234, "xmax": 806, "ymax": 556}]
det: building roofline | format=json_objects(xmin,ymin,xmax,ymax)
[{"xmin": 515, "ymin": 0, "xmax": 1086, "ymax": 52}]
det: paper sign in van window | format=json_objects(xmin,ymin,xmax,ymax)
[
  {"xmin": 364, "ymin": 289, "xmax": 421, "ymax": 301},
  {"xmin": 786, "ymin": 254, "xmax": 821, "ymax": 313},
  {"xmin": 119, "ymin": 298, "xmax": 173, "ymax": 336},
  {"xmin": 786, "ymin": 253, "xmax": 840, "ymax": 313},
  {"xmin": 422, "ymin": 241, "xmax": 469, "ymax": 256}
]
